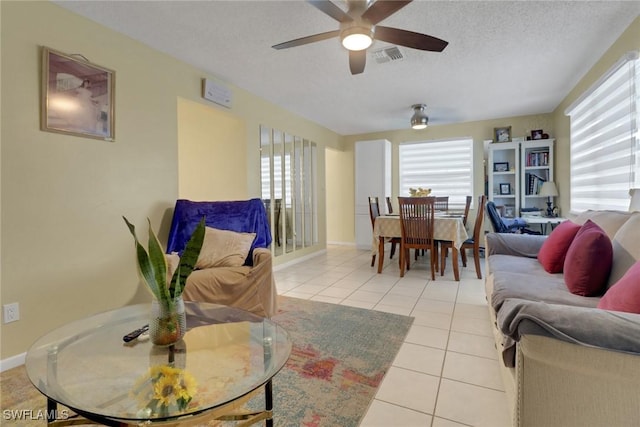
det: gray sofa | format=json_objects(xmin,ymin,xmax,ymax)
[{"xmin": 484, "ymin": 210, "xmax": 640, "ymax": 427}]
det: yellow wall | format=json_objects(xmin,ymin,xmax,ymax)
[
  {"xmin": 0, "ymin": 1, "xmax": 340, "ymax": 360},
  {"xmin": 326, "ymin": 148, "xmax": 354, "ymax": 243},
  {"xmin": 177, "ymin": 97, "xmax": 247, "ymax": 200}
]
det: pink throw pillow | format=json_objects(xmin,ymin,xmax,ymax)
[
  {"xmin": 598, "ymin": 260, "xmax": 640, "ymax": 313},
  {"xmin": 563, "ymin": 220, "xmax": 613, "ymax": 296},
  {"xmin": 537, "ymin": 220, "xmax": 581, "ymax": 273}
]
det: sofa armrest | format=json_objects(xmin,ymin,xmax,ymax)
[
  {"xmin": 515, "ymin": 334, "xmax": 640, "ymax": 427},
  {"xmin": 485, "ymin": 232, "xmax": 547, "ymax": 258},
  {"xmin": 497, "ymin": 298, "xmax": 640, "ymax": 367}
]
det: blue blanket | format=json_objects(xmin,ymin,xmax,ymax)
[{"xmin": 166, "ymin": 199, "xmax": 272, "ymax": 266}]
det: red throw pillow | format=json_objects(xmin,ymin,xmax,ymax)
[
  {"xmin": 563, "ymin": 220, "xmax": 613, "ymax": 296},
  {"xmin": 537, "ymin": 220, "xmax": 582, "ymax": 273},
  {"xmin": 598, "ymin": 260, "xmax": 640, "ymax": 313}
]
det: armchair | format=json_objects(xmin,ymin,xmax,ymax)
[{"xmin": 166, "ymin": 199, "xmax": 277, "ymax": 318}]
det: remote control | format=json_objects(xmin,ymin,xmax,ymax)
[{"xmin": 123, "ymin": 324, "xmax": 149, "ymax": 342}]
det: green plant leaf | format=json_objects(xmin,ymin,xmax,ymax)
[
  {"xmin": 170, "ymin": 217, "xmax": 205, "ymax": 299},
  {"xmin": 123, "ymin": 216, "xmax": 161, "ymax": 301},
  {"xmin": 147, "ymin": 219, "xmax": 171, "ymax": 306}
]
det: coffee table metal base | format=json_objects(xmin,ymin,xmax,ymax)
[{"xmin": 46, "ymin": 380, "xmax": 274, "ymax": 427}]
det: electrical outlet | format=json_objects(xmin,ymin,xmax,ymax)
[{"xmin": 3, "ymin": 303, "xmax": 19, "ymax": 323}]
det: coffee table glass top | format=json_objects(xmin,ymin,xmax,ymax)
[{"xmin": 26, "ymin": 302, "xmax": 291, "ymax": 423}]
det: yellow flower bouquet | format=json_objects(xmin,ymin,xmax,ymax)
[
  {"xmin": 131, "ymin": 365, "xmax": 198, "ymax": 417},
  {"xmin": 409, "ymin": 187, "xmax": 432, "ymax": 197}
]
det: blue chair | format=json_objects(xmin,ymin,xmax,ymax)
[{"xmin": 486, "ymin": 201, "xmax": 540, "ymax": 234}]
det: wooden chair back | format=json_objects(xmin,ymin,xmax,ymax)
[
  {"xmin": 462, "ymin": 196, "xmax": 473, "ymax": 226},
  {"xmin": 472, "ymin": 195, "xmax": 487, "ymax": 244},
  {"xmin": 398, "ymin": 197, "xmax": 435, "ymax": 249},
  {"xmin": 386, "ymin": 196, "xmax": 393, "ymax": 214},
  {"xmin": 368, "ymin": 196, "xmax": 380, "ymax": 228},
  {"xmin": 434, "ymin": 196, "xmax": 449, "ymax": 211}
]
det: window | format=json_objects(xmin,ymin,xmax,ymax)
[
  {"xmin": 399, "ymin": 137, "xmax": 474, "ymax": 209},
  {"xmin": 566, "ymin": 51, "xmax": 639, "ymax": 213}
]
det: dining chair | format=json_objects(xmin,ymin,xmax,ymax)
[
  {"xmin": 440, "ymin": 195, "xmax": 486, "ymax": 279},
  {"xmin": 434, "ymin": 196, "xmax": 449, "ymax": 212},
  {"xmin": 398, "ymin": 197, "xmax": 436, "ymax": 279},
  {"xmin": 386, "ymin": 196, "xmax": 393, "ymax": 214},
  {"xmin": 462, "ymin": 195, "xmax": 473, "ymax": 227},
  {"xmin": 369, "ymin": 196, "xmax": 399, "ymax": 267}
]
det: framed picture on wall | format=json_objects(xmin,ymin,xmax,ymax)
[{"xmin": 41, "ymin": 46, "xmax": 115, "ymax": 141}]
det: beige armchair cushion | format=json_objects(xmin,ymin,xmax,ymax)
[{"xmin": 195, "ymin": 227, "xmax": 256, "ymax": 269}]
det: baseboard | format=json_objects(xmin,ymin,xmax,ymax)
[
  {"xmin": 326, "ymin": 241, "xmax": 356, "ymax": 246},
  {"xmin": 1, "ymin": 352, "xmax": 26, "ymax": 372}
]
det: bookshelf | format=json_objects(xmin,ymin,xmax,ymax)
[
  {"xmin": 488, "ymin": 141, "xmax": 519, "ymax": 217},
  {"xmin": 521, "ymin": 139, "xmax": 555, "ymax": 214}
]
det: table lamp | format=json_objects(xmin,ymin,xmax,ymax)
[{"xmin": 539, "ymin": 182, "xmax": 559, "ymax": 217}]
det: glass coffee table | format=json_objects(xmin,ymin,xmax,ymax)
[{"xmin": 26, "ymin": 302, "xmax": 291, "ymax": 426}]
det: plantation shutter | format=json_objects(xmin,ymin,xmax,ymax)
[
  {"xmin": 566, "ymin": 52, "xmax": 639, "ymax": 213},
  {"xmin": 399, "ymin": 138, "xmax": 474, "ymax": 209}
]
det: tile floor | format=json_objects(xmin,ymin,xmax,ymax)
[{"xmin": 274, "ymin": 245, "xmax": 511, "ymax": 427}]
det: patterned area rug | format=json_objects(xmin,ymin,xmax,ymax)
[{"xmin": 0, "ymin": 296, "xmax": 413, "ymax": 426}]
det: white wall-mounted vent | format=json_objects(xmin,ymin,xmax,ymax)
[{"xmin": 371, "ymin": 47, "xmax": 404, "ymax": 64}]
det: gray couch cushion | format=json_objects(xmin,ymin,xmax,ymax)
[{"xmin": 491, "ymin": 269, "xmax": 600, "ymax": 312}]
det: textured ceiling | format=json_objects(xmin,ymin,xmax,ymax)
[{"xmin": 54, "ymin": 0, "xmax": 640, "ymax": 135}]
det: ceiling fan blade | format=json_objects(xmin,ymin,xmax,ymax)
[
  {"xmin": 349, "ymin": 50, "xmax": 366, "ymax": 75},
  {"xmin": 375, "ymin": 26, "xmax": 448, "ymax": 52},
  {"xmin": 362, "ymin": 0, "xmax": 412, "ymax": 25},
  {"xmin": 308, "ymin": 0, "xmax": 353, "ymax": 23},
  {"xmin": 272, "ymin": 30, "xmax": 340, "ymax": 50}
]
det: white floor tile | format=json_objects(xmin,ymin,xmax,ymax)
[
  {"xmin": 346, "ymin": 290, "xmax": 385, "ymax": 304},
  {"xmin": 410, "ymin": 309, "xmax": 453, "ymax": 330},
  {"xmin": 405, "ymin": 324, "xmax": 450, "ymax": 350},
  {"xmin": 432, "ymin": 417, "xmax": 471, "ymax": 427},
  {"xmin": 360, "ymin": 399, "xmax": 432, "ymax": 426},
  {"xmin": 450, "ymin": 315, "xmax": 493, "ymax": 337},
  {"xmin": 340, "ymin": 299, "xmax": 376, "ymax": 310},
  {"xmin": 435, "ymin": 379, "xmax": 510, "ymax": 427},
  {"xmin": 414, "ymin": 298, "xmax": 455, "ymax": 315},
  {"xmin": 378, "ymin": 293, "xmax": 419, "ymax": 309},
  {"xmin": 309, "ymin": 295, "xmax": 343, "ymax": 304},
  {"xmin": 442, "ymin": 352, "xmax": 505, "ymax": 391},
  {"xmin": 373, "ymin": 304, "xmax": 413, "ymax": 316},
  {"xmin": 375, "ymin": 366, "xmax": 440, "ymax": 414},
  {"xmin": 392, "ymin": 342, "xmax": 445, "ymax": 376},
  {"xmin": 447, "ymin": 331, "xmax": 497, "ymax": 360}
]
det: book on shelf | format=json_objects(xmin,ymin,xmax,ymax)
[
  {"xmin": 526, "ymin": 150, "xmax": 549, "ymax": 167},
  {"xmin": 525, "ymin": 172, "xmax": 547, "ymax": 195}
]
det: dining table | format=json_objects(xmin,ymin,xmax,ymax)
[{"xmin": 372, "ymin": 213, "xmax": 469, "ymax": 281}]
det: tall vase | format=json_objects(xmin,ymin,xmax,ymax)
[{"xmin": 149, "ymin": 296, "xmax": 186, "ymax": 346}]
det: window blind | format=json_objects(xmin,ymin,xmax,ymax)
[
  {"xmin": 399, "ymin": 138, "xmax": 474, "ymax": 209},
  {"xmin": 566, "ymin": 52, "xmax": 639, "ymax": 213}
]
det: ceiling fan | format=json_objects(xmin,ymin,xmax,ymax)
[{"xmin": 272, "ymin": 0, "xmax": 448, "ymax": 75}]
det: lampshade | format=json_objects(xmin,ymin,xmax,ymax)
[
  {"xmin": 539, "ymin": 181, "xmax": 559, "ymax": 197},
  {"xmin": 341, "ymin": 27, "xmax": 373, "ymax": 51},
  {"xmin": 630, "ymin": 188, "xmax": 640, "ymax": 211},
  {"xmin": 411, "ymin": 104, "xmax": 429, "ymax": 130}
]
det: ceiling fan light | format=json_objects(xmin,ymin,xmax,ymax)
[
  {"xmin": 341, "ymin": 27, "xmax": 373, "ymax": 51},
  {"xmin": 410, "ymin": 104, "xmax": 429, "ymax": 130}
]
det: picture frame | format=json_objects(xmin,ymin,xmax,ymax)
[
  {"xmin": 493, "ymin": 162, "xmax": 509, "ymax": 172},
  {"xmin": 494, "ymin": 126, "xmax": 512, "ymax": 143},
  {"xmin": 41, "ymin": 47, "xmax": 115, "ymax": 141},
  {"xmin": 531, "ymin": 129, "xmax": 543, "ymax": 140},
  {"xmin": 499, "ymin": 183, "xmax": 511, "ymax": 195},
  {"xmin": 504, "ymin": 205, "xmax": 515, "ymax": 218}
]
